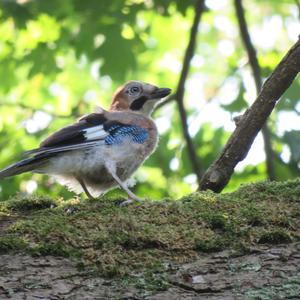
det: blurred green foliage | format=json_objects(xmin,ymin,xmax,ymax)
[{"xmin": 0, "ymin": 0, "xmax": 299, "ymax": 201}]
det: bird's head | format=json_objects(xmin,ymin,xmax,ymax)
[{"xmin": 110, "ymin": 81, "xmax": 171, "ymax": 116}]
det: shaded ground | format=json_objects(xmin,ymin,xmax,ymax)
[{"xmin": 0, "ymin": 180, "xmax": 299, "ymax": 299}]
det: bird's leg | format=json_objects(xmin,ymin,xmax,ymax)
[
  {"xmin": 105, "ymin": 163, "xmax": 142, "ymax": 203},
  {"xmin": 75, "ymin": 176, "xmax": 95, "ymax": 200}
]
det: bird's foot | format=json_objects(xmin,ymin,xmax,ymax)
[
  {"xmin": 119, "ymin": 196, "xmax": 142, "ymax": 207},
  {"xmin": 64, "ymin": 206, "xmax": 79, "ymax": 214}
]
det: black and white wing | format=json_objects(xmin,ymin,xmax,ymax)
[{"xmin": 27, "ymin": 113, "xmax": 149, "ymax": 156}]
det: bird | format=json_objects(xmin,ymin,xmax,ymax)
[{"xmin": 0, "ymin": 81, "xmax": 171, "ymax": 203}]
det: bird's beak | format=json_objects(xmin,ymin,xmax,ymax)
[{"xmin": 150, "ymin": 88, "xmax": 171, "ymax": 99}]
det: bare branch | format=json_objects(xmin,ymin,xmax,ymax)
[
  {"xmin": 199, "ymin": 37, "xmax": 300, "ymax": 192},
  {"xmin": 295, "ymin": 0, "xmax": 300, "ymax": 20},
  {"xmin": 1, "ymin": 102, "xmax": 80, "ymax": 120},
  {"xmin": 174, "ymin": 0, "xmax": 206, "ymax": 184},
  {"xmin": 234, "ymin": 0, "xmax": 276, "ymax": 180},
  {"xmin": 155, "ymin": 65, "xmax": 240, "ymax": 113}
]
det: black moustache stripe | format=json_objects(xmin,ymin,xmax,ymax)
[{"xmin": 130, "ymin": 96, "xmax": 148, "ymax": 111}]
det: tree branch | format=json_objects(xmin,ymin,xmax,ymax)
[
  {"xmin": 199, "ymin": 37, "xmax": 300, "ymax": 192},
  {"xmin": 174, "ymin": 0, "xmax": 205, "ymax": 184},
  {"xmin": 295, "ymin": 0, "xmax": 300, "ymax": 20},
  {"xmin": 234, "ymin": 0, "xmax": 276, "ymax": 181},
  {"xmin": 1, "ymin": 102, "xmax": 81, "ymax": 120}
]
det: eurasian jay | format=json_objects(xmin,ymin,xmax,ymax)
[{"xmin": 0, "ymin": 81, "xmax": 171, "ymax": 203}]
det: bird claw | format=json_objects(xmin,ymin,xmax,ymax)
[
  {"xmin": 64, "ymin": 206, "xmax": 79, "ymax": 214},
  {"xmin": 119, "ymin": 199, "xmax": 134, "ymax": 207},
  {"xmin": 118, "ymin": 196, "xmax": 142, "ymax": 207}
]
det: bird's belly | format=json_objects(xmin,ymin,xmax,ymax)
[
  {"xmin": 83, "ymin": 159, "xmax": 139, "ymax": 186},
  {"xmin": 79, "ymin": 140, "xmax": 155, "ymax": 182},
  {"xmin": 90, "ymin": 144, "xmax": 147, "ymax": 180}
]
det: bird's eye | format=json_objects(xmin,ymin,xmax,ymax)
[{"xmin": 129, "ymin": 86, "xmax": 140, "ymax": 94}]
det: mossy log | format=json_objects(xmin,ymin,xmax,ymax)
[{"xmin": 0, "ymin": 180, "xmax": 299, "ymax": 298}]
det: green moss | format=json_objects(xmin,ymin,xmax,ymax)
[
  {"xmin": 244, "ymin": 273, "xmax": 300, "ymax": 299},
  {"xmin": 231, "ymin": 179, "xmax": 300, "ymax": 202},
  {"xmin": 241, "ymin": 204, "xmax": 265, "ymax": 226},
  {"xmin": 203, "ymin": 213, "xmax": 228, "ymax": 230},
  {"xmin": 195, "ymin": 236, "xmax": 230, "ymax": 252},
  {"xmin": 292, "ymin": 207, "xmax": 300, "ymax": 217},
  {"xmin": 0, "ymin": 179, "xmax": 299, "ymax": 277},
  {"xmin": 29, "ymin": 241, "xmax": 82, "ymax": 258},
  {"xmin": 258, "ymin": 229, "xmax": 292, "ymax": 244},
  {"xmin": 0, "ymin": 236, "xmax": 28, "ymax": 253},
  {"xmin": 125, "ymin": 271, "xmax": 169, "ymax": 293},
  {"xmin": 0, "ymin": 194, "xmax": 58, "ymax": 212}
]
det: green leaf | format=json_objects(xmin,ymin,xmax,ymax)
[{"xmin": 283, "ymin": 130, "xmax": 300, "ymax": 162}]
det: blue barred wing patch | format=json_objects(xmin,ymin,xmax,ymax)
[{"xmin": 104, "ymin": 125, "xmax": 149, "ymax": 145}]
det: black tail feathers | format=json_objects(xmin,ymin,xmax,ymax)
[{"xmin": 0, "ymin": 155, "xmax": 49, "ymax": 180}]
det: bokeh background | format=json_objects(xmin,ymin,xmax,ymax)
[{"xmin": 0, "ymin": 0, "xmax": 299, "ymax": 201}]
